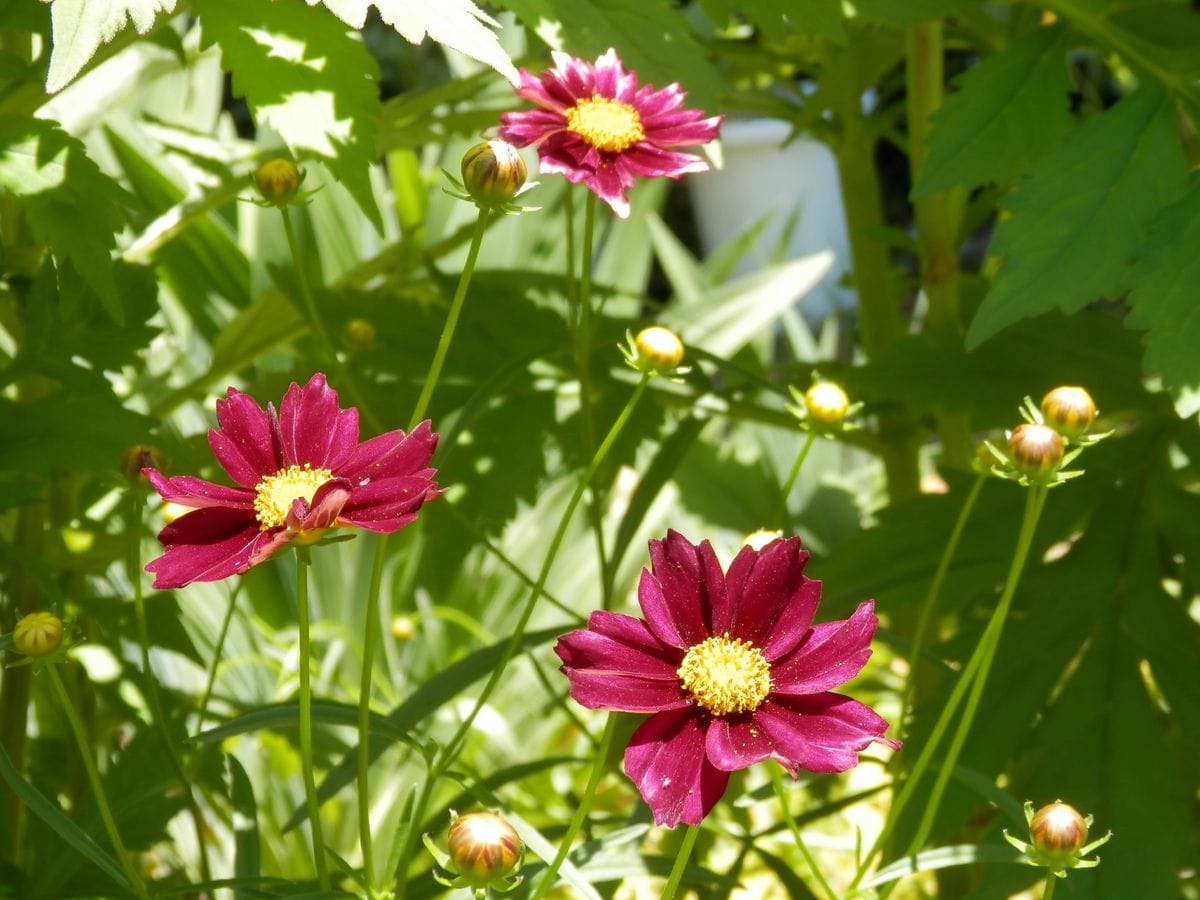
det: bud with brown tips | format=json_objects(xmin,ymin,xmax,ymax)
[
  {"xmin": 1008, "ymin": 423, "xmax": 1064, "ymax": 476},
  {"xmin": 14, "ymin": 612, "xmax": 65, "ymax": 657},
  {"xmin": 254, "ymin": 158, "xmax": 305, "ymax": 205},
  {"xmin": 1040, "ymin": 386, "xmax": 1096, "ymax": 439},
  {"xmin": 461, "ymin": 141, "xmax": 527, "ymax": 206},
  {"xmin": 1030, "ymin": 801, "xmax": 1088, "ymax": 856},
  {"xmin": 447, "ymin": 812, "xmax": 523, "ymax": 888}
]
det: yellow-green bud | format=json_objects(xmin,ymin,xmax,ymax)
[
  {"xmin": 1030, "ymin": 801, "xmax": 1088, "ymax": 857},
  {"xmin": 391, "ymin": 614, "xmax": 416, "ymax": 641},
  {"xmin": 743, "ymin": 529, "xmax": 782, "ymax": 551},
  {"xmin": 461, "ymin": 141, "xmax": 527, "ymax": 205},
  {"xmin": 254, "ymin": 158, "xmax": 305, "ymax": 205},
  {"xmin": 120, "ymin": 444, "xmax": 165, "ymax": 482},
  {"xmin": 1041, "ymin": 386, "xmax": 1096, "ymax": 439},
  {"xmin": 447, "ymin": 812, "xmax": 522, "ymax": 888},
  {"xmin": 343, "ymin": 318, "xmax": 377, "ymax": 349},
  {"xmin": 161, "ymin": 502, "xmax": 193, "ymax": 525},
  {"xmin": 14, "ymin": 612, "xmax": 64, "ymax": 657},
  {"xmin": 1008, "ymin": 423, "xmax": 1064, "ymax": 475},
  {"xmin": 804, "ymin": 381, "xmax": 850, "ymax": 425},
  {"xmin": 634, "ymin": 326, "xmax": 684, "ymax": 370}
]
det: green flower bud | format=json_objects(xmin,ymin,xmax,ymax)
[
  {"xmin": 447, "ymin": 812, "xmax": 522, "ymax": 888},
  {"xmin": 391, "ymin": 614, "xmax": 416, "ymax": 641},
  {"xmin": 461, "ymin": 141, "xmax": 527, "ymax": 205},
  {"xmin": 742, "ymin": 529, "xmax": 782, "ymax": 551},
  {"xmin": 343, "ymin": 318, "xmax": 377, "ymax": 349},
  {"xmin": 254, "ymin": 158, "xmax": 305, "ymax": 205},
  {"xmin": 1041, "ymin": 386, "xmax": 1096, "ymax": 439},
  {"xmin": 804, "ymin": 381, "xmax": 850, "ymax": 425},
  {"xmin": 1008, "ymin": 423, "xmax": 1064, "ymax": 475},
  {"xmin": 14, "ymin": 612, "xmax": 64, "ymax": 657},
  {"xmin": 1030, "ymin": 801, "xmax": 1088, "ymax": 857},
  {"xmin": 634, "ymin": 326, "xmax": 684, "ymax": 371}
]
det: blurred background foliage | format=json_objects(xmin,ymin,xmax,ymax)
[{"xmin": 1, "ymin": 0, "xmax": 1198, "ymax": 897}]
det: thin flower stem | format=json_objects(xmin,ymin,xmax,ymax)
[
  {"xmin": 408, "ymin": 208, "xmax": 490, "ymax": 431},
  {"xmin": 530, "ymin": 714, "xmax": 618, "ymax": 899},
  {"xmin": 47, "ymin": 665, "xmax": 151, "ymax": 900},
  {"xmin": 197, "ymin": 585, "xmax": 238, "ymax": 730},
  {"xmin": 357, "ymin": 533, "xmax": 388, "ymax": 897},
  {"xmin": 769, "ymin": 767, "xmax": 836, "ymax": 900},
  {"xmin": 1042, "ymin": 874, "xmax": 1058, "ymax": 900},
  {"xmin": 295, "ymin": 548, "xmax": 331, "ymax": 890},
  {"xmin": 128, "ymin": 495, "xmax": 212, "ymax": 882},
  {"xmin": 278, "ymin": 205, "xmax": 382, "ymax": 433},
  {"xmin": 897, "ymin": 474, "xmax": 986, "ymax": 734},
  {"xmin": 905, "ymin": 484, "xmax": 1048, "ymax": 855},
  {"xmin": 394, "ymin": 374, "xmax": 650, "ymax": 898},
  {"xmin": 661, "ymin": 824, "xmax": 701, "ymax": 900},
  {"xmin": 776, "ymin": 430, "xmax": 818, "ymax": 527}
]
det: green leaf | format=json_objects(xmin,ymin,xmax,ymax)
[
  {"xmin": 697, "ymin": 0, "xmax": 845, "ymax": 43},
  {"xmin": 0, "ymin": 743, "xmax": 130, "ymax": 890},
  {"xmin": 194, "ymin": 0, "xmax": 383, "ymax": 230},
  {"xmin": 1125, "ymin": 179, "xmax": 1200, "ymax": 416},
  {"xmin": 966, "ymin": 87, "xmax": 1188, "ymax": 348},
  {"xmin": 913, "ymin": 25, "xmax": 1072, "ymax": 196},
  {"xmin": 0, "ymin": 118, "xmax": 126, "ymax": 321},
  {"xmin": 864, "ymin": 844, "xmax": 1023, "ymax": 889},
  {"xmin": 226, "ymin": 756, "xmax": 261, "ymax": 898},
  {"xmin": 191, "ymin": 700, "xmax": 418, "ymax": 747},
  {"xmin": 45, "ymin": 0, "xmax": 177, "ymax": 92},
  {"xmin": 313, "ymin": 0, "xmax": 517, "ymax": 84},
  {"xmin": 1107, "ymin": 3, "xmax": 1200, "ymax": 78},
  {"xmin": 0, "ymin": 391, "xmax": 154, "ymax": 476},
  {"xmin": 850, "ymin": 0, "xmax": 979, "ymax": 25}
]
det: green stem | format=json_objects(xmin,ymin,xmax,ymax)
[
  {"xmin": 408, "ymin": 208, "xmax": 490, "ymax": 430},
  {"xmin": 906, "ymin": 485, "xmax": 1048, "ymax": 854},
  {"xmin": 530, "ymin": 715, "xmax": 617, "ymax": 899},
  {"xmin": 395, "ymin": 374, "xmax": 650, "ymax": 897},
  {"xmin": 1042, "ymin": 874, "xmax": 1058, "ymax": 900},
  {"xmin": 775, "ymin": 430, "xmax": 818, "ymax": 528},
  {"xmin": 357, "ymin": 534, "xmax": 388, "ymax": 896},
  {"xmin": 295, "ymin": 549, "xmax": 331, "ymax": 890},
  {"xmin": 769, "ymin": 767, "xmax": 835, "ymax": 900},
  {"xmin": 197, "ymin": 586, "xmax": 238, "ymax": 731},
  {"xmin": 128, "ymin": 496, "xmax": 211, "ymax": 882},
  {"xmin": 661, "ymin": 825, "xmax": 701, "ymax": 900},
  {"xmin": 897, "ymin": 474, "xmax": 986, "ymax": 734},
  {"xmin": 47, "ymin": 666, "xmax": 151, "ymax": 900}
]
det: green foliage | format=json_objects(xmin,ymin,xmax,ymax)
[{"xmin": 45, "ymin": 0, "xmax": 176, "ymax": 92}]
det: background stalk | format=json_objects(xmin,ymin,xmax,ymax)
[
  {"xmin": 770, "ymin": 767, "xmax": 835, "ymax": 900},
  {"xmin": 294, "ymin": 549, "xmax": 331, "ymax": 890},
  {"xmin": 776, "ymin": 430, "xmax": 818, "ymax": 527},
  {"xmin": 356, "ymin": 533, "xmax": 388, "ymax": 896},
  {"xmin": 660, "ymin": 825, "xmax": 700, "ymax": 900}
]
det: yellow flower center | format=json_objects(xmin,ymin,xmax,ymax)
[
  {"xmin": 566, "ymin": 95, "xmax": 645, "ymax": 153},
  {"xmin": 677, "ymin": 634, "xmax": 772, "ymax": 716},
  {"xmin": 253, "ymin": 464, "xmax": 334, "ymax": 530}
]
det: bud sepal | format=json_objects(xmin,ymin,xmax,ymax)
[
  {"xmin": 982, "ymin": 423, "xmax": 1084, "ymax": 488},
  {"xmin": 1003, "ymin": 800, "xmax": 1111, "ymax": 877}
]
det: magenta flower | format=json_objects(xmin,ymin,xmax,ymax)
[
  {"xmin": 555, "ymin": 531, "xmax": 899, "ymax": 827},
  {"xmin": 144, "ymin": 374, "xmax": 439, "ymax": 590},
  {"xmin": 498, "ymin": 48, "xmax": 721, "ymax": 218}
]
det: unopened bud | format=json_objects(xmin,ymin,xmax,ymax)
[
  {"xmin": 1041, "ymin": 387, "xmax": 1096, "ymax": 439},
  {"xmin": 1030, "ymin": 801, "xmax": 1088, "ymax": 857},
  {"xmin": 391, "ymin": 614, "xmax": 416, "ymax": 641},
  {"xmin": 634, "ymin": 326, "xmax": 684, "ymax": 371},
  {"xmin": 1008, "ymin": 423, "xmax": 1063, "ymax": 475},
  {"xmin": 461, "ymin": 141, "xmax": 527, "ymax": 205},
  {"xmin": 254, "ymin": 158, "xmax": 305, "ymax": 205},
  {"xmin": 14, "ymin": 612, "xmax": 64, "ymax": 657},
  {"xmin": 120, "ymin": 444, "xmax": 165, "ymax": 483},
  {"xmin": 447, "ymin": 812, "xmax": 522, "ymax": 888},
  {"xmin": 161, "ymin": 502, "xmax": 193, "ymax": 525},
  {"xmin": 743, "ymin": 529, "xmax": 782, "ymax": 551},
  {"xmin": 343, "ymin": 318, "xmax": 377, "ymax": 349},
  {"xmin": 804, "ymin": 381, "xmax": 850, "ymax": 425}
]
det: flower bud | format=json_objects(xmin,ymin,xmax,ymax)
[
  {"xmin": 804, "ymin": 381, "xmax": 850, "ymax": 425},
  {"xmin": 634, "ymin": 326, "xmax": 684, "ymax": 371},
  {"xmin": 343, "ymin": 318, "xmax": 377, "ymax": 349},
  {"xmin": 254, "ymin": 158, "xmax": 305, "ymax": 205},
  {"xmin": 1008, "ymin": 423, "xmax": 1064, "ymax": 475},
  {"xmin": 461, "ymin": 141, "xmax": 527, "ymax": 205},
  {"xmin": 1041, "ymin": 386, "xmax": 1096, "ymax": 439},
  {"xmin": 14, "ymin": 612, "xmax": 64, "ymax": 657},
  {"xmin": 161, "ymin": 502, "xmax": 193, "ymax": 525},
  {"xmin": 447, "ymin": 812, "xmax": 522, "ymax": 888},
  {"xmin": 391, "ymin": 614, "xmax": 416, "ymax": 641},
  {"xmin": 742, "ymin": 529, "xmax": 782, "ymax": 551},
  {"xmin": 1030, "ymin": 801, "xmax": 1088, "ymax": 857},
  {"xmin": 120, "ymin": 444, "xmax": 165, "ymax": 483}
]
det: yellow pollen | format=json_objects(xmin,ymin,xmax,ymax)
[
  {"xmin": 253, "ymin": 464, "xmax": 334, "ymax": 530},
  {"xmin": 566, "ymin": 95, "xmax": 645, "ymax": 153},
  {"xmin": 677, "ymin": 634, "xmax": 772, "ymax": 716}
]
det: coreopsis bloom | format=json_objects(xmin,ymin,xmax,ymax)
[
  {"xmin": 499, "ymin": 48, "xmax": 721, "ymax": 218},
  {"xmin": 144, "ymin": 374, "xmax": 439, "ymax": 589},
  {"xmin": 555, "ymin": 531, "xmax": 898, "ymax": 827}
]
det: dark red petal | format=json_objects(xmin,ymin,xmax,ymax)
[
  {"xmin": 771, "ymin": 601, "xmax": 878, "ymax": 695},
  {"xmin": 704, "ymin": 711, "xmax": 778, "ymax": 772},
  {"xmin": 210, "ymin": 388, "xmax": 280, "ymax": 486},
  {"xmin": 620, "ymin": 145, "xmax": 710, "ymax": 180},
  {"xmin": 144, "ymin": 469, "xmax": 254, "ymax": 510},
  {"xmin": 723, "ymin": 538, "xmax": 820, "ymax": 657},
  {"xmin": 277, "ymin": 373, "xmax": 359, "ymax": 469},
  {"xmin": 336, "ymin": 476, "xmax": 440, "ymax": 532},
  {"xmin": 338, "ymin": 420, "xmax": 438, "ymax": 483},
  {"xmin": 556, "ymin": 625, "xmax": 689, "ymax": 713},
  {"xmin": 146, "ymin": 507, "xmax": 288, "ymax": 589},
  {"xmin": 556, "ymin": 615, "xmax": 680, "ymax": 678},
  {"xmin": 592, "ymin": 47, "xmax": 636, "ymax": 101},
  {"xmin": 587, "ymin": 610, "xmax": 682, "ymax": 664},
  {"xmin": 285, "ymin": 479, "xmax": 352, "ymax": 532},
  {"xmin": 513, "ymin": 68, "xmax": 571, "ymax": 112},
  {"xmin": 623, "ymin": 707, "xmax": 729, "ymax": 827},
  {"xmin": 758, "ymin": 693, "xmax": 899, "ymax": 774},
  {"xmin": 640, "ymin": 532, "xmax": 723, "ymax": 646},
  {"xmin": 584, "ymin": 162, "xmax": 631, "ymax": 218}
]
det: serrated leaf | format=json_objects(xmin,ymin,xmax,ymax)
[
  {"xmin": 1107, "ymin": 4, "xmax": 1200, "ymax": 78},
  {"xmin": 195, "ymin": 0, "xmax": 383, "ymax": 230},
  {"xmin": 312, "ymin": 0, "xmax": 517, "ymax": 84},
  {"xmin": 698, "ymin": 0, "xmax": 845, "ymax": 43},
  {"xmin": 1125, "ymin": 179, "xmax": 1200, "ymax": 416},
  {"xmin": 966, "ymin": 87, "xmax": 1187, "ymax": 348},
  {"xmin": 45, "ymin": 0, "xmax": 177, "ymax": 92},
  {"xmin": 0, "ymin": 118, "xmax": 125, "ymax": 321},
  {"xmin": 0, "ymin": 391, "xmax": 154, "ymax": 475},
  {"xmin": 913, "ymin": 25, "xmax": 1071, "ymax": 196},
  {"xmin": 850, "ymin": 0, "xmax": 977, "ymax": 25}
]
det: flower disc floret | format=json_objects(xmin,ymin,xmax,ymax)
[
  {"xmin": 566, "ymin": 96, "xmax": 645, "ymax": 152},
  {"xmin": 14, "ymin": 612, "xmax": 64, "ymax": 657},
  {"xmin": 678, "ymin": 634, "xmax": 771, "ymax": 715},
  {"xmin": 253, "ymin": 464, "xmax": 334, "ymax": 530}
]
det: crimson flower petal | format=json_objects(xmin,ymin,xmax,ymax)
[
  {"xmin": 771, "ymin": 601, "xmax": 878, "ymax": 696},
  {"xmin": 722, "ymin": 538, "xmax": 820, "ymax": 658},
  {"xmin": 623, "ymin": 708, "xmax": 729, "ymax": 827},
  {"xmin": 339, "ymin": 421, "xmax": 438, "ymax": 482},
  {"xmin": 278, "ymin": 373, "xmax": 360, "ymax": 469},
  {"xmin": 286, "ymin": 479, "xmax": 352, "ymax": 532},
  {"xmin": 210, "ymin": 389, "xmax": 280, "ymax": 486},
  {"xmin": 146, "ymin": 507, "xmax": 288, "ymax": 589},
  {"xmin": 144, "ymin": 469, "xmax": 254, "ymax": 510},
  {"xmin": 639, "ymin": 531, "xmax": 724, "ymax": 646}
]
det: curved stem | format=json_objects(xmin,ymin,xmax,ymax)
[
  {"xmin": 775, "ymin": 430, "xmax": 818, "ymax": 528},
  {"xmin": 295, "ymin": 548, "xmax": 331, "ymax": 890},
  {"xmin": 530, "ymin": 715, "xmax": 617, "ymax": 899},
  {"xmin": 357, "ymin": 534, "xmax": 388, "ymax": 896},
  {"xmin": 661, "ymin": 825, "xmax": 700, "ymax": 900},
  {"xmin": 47, "ymin": 666, "xmax": 151, "ymax": 900},
  {"xmin": 769, "ymin": 767, "xmax": 835, "ymax": 900},
  {"xmin": 897, "ymin": 474, "xmax": 986, "ymax": 734},
  {"xmin": 197, "ymin": 585, "xmax": 238, "ymax": 731},
  {"xmin": 408, "ymin": 208, "xmax": 490, "ymax": 431},
  {"xmin": 128, "ymin": 495, "xmax": 211, "ymax": 882},
  {"xmin": 1042, "ymin": 873, "xmax": 1058, "ymax": 900}
]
